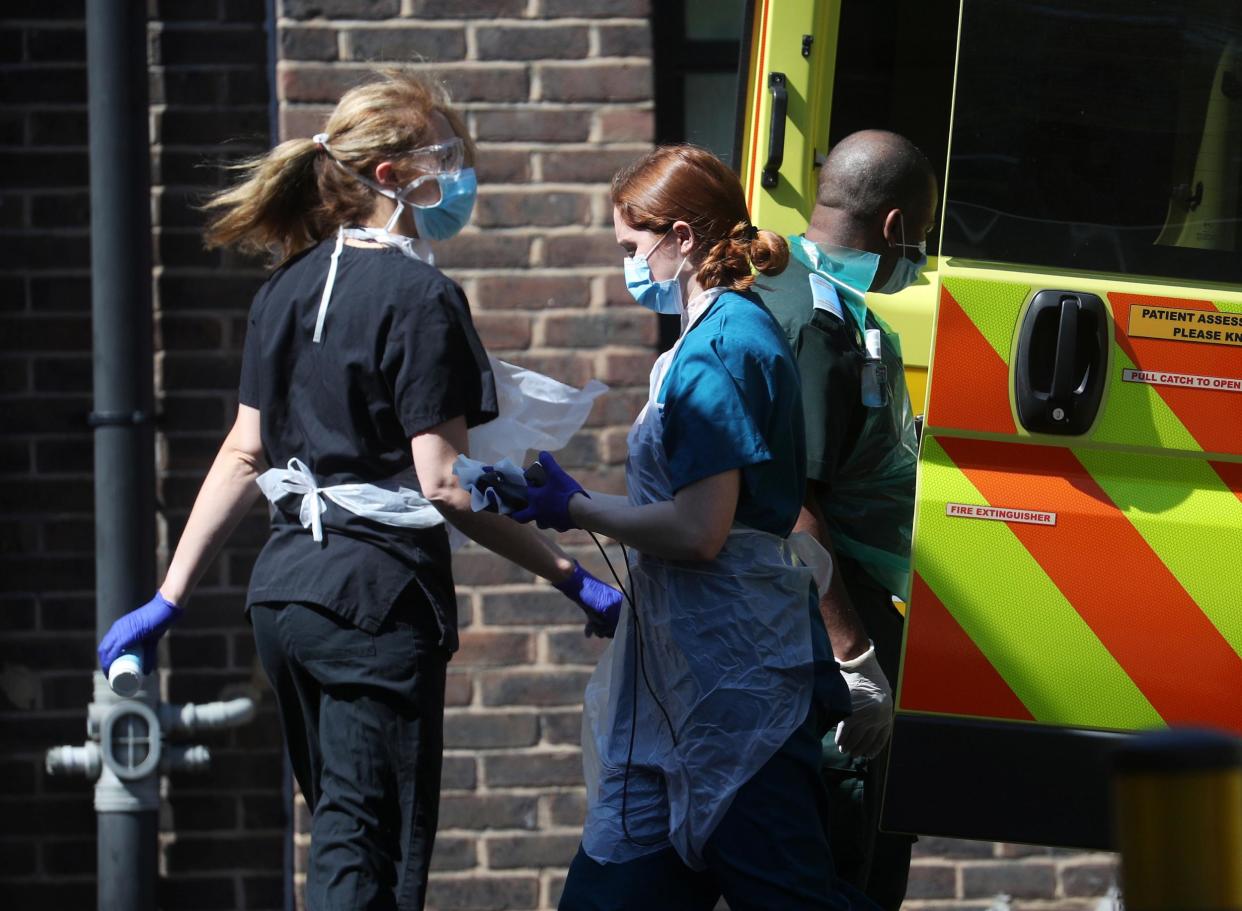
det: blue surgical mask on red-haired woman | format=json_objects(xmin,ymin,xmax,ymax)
[{"xmin": 623, "ymin": 232, "xmax": 689, "ymax": 315}]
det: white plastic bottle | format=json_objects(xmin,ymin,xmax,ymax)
[
  {"xmin": 861, "ymin": 328, "xmax": 889, "ymax": 408},
  {"xmin": 108, "ymin": 648, "xmax": 143, "ymax": 697}
]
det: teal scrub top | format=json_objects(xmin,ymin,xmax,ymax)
[{"xmin": 656, "ymin": 290, "xmax": 807, "ymax": 538}]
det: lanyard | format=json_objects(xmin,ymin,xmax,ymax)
[{"xmin": 312, "ymin": 226, "xmax": 433, "ymax": 344}]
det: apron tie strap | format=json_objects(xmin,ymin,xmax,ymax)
[
  {"xmin": 256, "ymin": 457, "xmax": 327, "ymax": 542},
  {"xmin": 313, "ymin": 226, "xmax": 345, "ymax": 344}
]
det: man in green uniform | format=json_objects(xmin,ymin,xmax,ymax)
[{"xmin": 757, "ymin": 130, "xmax": 937, "ymax": 910}]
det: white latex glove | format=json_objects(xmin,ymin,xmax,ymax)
[{"xmin": 834, "ymin": 641, "xmax": 893, "ymax": 760}]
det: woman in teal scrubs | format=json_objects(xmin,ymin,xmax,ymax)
[{"xmin": 508, "ymin": 146, "xmax": 869, "ymax": 911}]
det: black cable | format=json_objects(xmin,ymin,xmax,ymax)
[{"xmin": 587, "ymin": 532, "xmax": 677, "ymax": 847}]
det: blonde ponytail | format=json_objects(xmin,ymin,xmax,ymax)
[
  {"xmin": 202, "ymin": 137, "xmax": 323, "ymax": 258},
  {"xmin": 202, "ymin": 67, "xmax": 473, "ymax": 262}
]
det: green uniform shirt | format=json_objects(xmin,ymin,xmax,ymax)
[
  {"xmin": 755, "ymin": 252, "xmax": 867, "ymax": 489},
  {"xmin": 752, "ymin": 236, "xmax": 918, "ymax": 603}
]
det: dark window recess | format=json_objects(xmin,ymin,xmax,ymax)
[
  {"xmin": 828, "ymin": 0, "xmax": 958, "ymax": 256},
  {"xmin": 943, "ymin": 0, "xmax": 1242, "ymax": 284},
  {"xmin": 652, "ymin": 0, "xmax": 747, "ymax": 349}
]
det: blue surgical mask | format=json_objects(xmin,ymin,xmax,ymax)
[
  {"xmin": 413, "ymin": 167, "xmax": 477, "ymax": 241},
  {"xmin": 623, "ymin": 232, "xmax": 688, "ymax": 315},
  {"xmin": 877, "ymin": 214, "xmax": 927, "ymax": 294}
]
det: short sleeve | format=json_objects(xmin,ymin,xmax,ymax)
[
  {"xmin": 238, "ymin": 288, "xmax": 265, "ymax": 408},
  {"xmin": 659, "ymin": 335, "xmax": 772, "ymax": 494},
  {"xmin": 384, "ymin": 279, "xmax": 499, "ymax": 438},
  {"xmin": 794, "ymin": 310, "xmax": 862, "ymax": 486}
]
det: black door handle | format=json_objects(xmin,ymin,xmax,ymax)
[
  {"xmin": 1015, "ymin": 290, "xmax": 1109, "ymax": 435},
  {"xmin": 1050, "ymin": 296, "xmax": 1080, "ymax": 402},
  {"xmin": 761, "ymin": 72, "xmax": 788, "ymax": 189}
]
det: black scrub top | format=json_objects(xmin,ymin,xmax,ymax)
[{"xmin": 238, "ymin": 238, "xmax": 498, "ymax": 650}]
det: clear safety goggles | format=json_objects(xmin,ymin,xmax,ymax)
[{"xmin": 403, "ymin": 137, "xmax": 465, "ymax": 178}]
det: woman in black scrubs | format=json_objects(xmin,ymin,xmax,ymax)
[{"xmin": 96, "ymin": 69, "xmax": 621, "ymax": 910}]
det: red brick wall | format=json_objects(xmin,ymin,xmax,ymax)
[
  {"xmin": 0, "ymin": 2, "xmax": 287, "ymax": 908},
  {"xmin": 0, "ymin": 2, "xmax": 95, "ymax": 901},
  {"xmin": 0, "ymin": 1, "xmax": 1119, "ymax": 909}
]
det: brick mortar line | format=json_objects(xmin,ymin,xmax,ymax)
[
  {"xmin": 278, "ymin": 17, "xmax": 648, "ymax": 27},
  {"xmin": 284, "ymin": 22, "xmax": 472, "ymax": 31},
  {"xmin": 148, "ymin": 24, "xmax": 267, "ymax": 33},
  {"xmin": 0, "ymin": 63, "xmax": 85, "ymax": 71},
  {"xmin": 0, "ymin": 104, "xmax": 87, "ymax": 111}
]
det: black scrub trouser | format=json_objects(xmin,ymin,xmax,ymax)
[{"xmin": 251, "ymin": 596, "xmax": 448, "ymax": 911}]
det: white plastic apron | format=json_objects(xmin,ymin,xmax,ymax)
[
  {"xmin": 255, "ymin": 356, "xmax": 606, "ymax": 546},
  {"xmin": 580, "ymin": 308, "xmax": 829, "ymax": 871}
]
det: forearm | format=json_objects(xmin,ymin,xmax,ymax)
[
  {"xmin": 794, "ymin": 500, "xmax": 869, "ymax": 661},
  {"xmin": 160, "ymin": 448, "xmax": 264, "ymax": 605},
  {"xmin": 435, "ymin": 488, "xmax": 574, "ymax": 582},
  {"xmin": 568, "ymin": 494, "xmax": 715, "ymax": 562}
]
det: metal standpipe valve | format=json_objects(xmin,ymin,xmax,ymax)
[{"xmin": 45, "ymin": 670, "xmax": 256, "ymax": 815}]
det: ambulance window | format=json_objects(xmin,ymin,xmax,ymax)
[
  {"xmin": 828, "ymin": 0, "xmax": 958, "ymax": 255},
  {"xmin": 685, "ymin": 0, "xmax": 745, "ymax": 41},
  {"xmin": 684, "ymin": 73, "xmax": 741, "ymax": 159},
  {"xmin": 942, "ymin": 0, "xmax": 1242, "ymax": 285},
  {"xmin": 652, "ymin": 0, "xmax": 746, "ymax": 161}
]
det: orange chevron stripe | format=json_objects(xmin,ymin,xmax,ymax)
[
  {"xmin": 1211, "ymin": 460, "xmax": 1242, "ymax": 505},
  {"xmin": 940, "ymin": 436, "xmax": 1242, "ymax": 730},
  {"xmin": 927, "ymin": 285, "xmax": 1017, "ymax": 435},
  {"xmin": 1110, "ymin": 293, "xmax": 1242, "ymax": 455},
  {"xmin": 900, "ymin": 572, "xmax": 1034, "ymax": 721}
]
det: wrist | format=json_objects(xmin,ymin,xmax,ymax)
[
  {"xmin": 836, "ymin": 640, "xmax": 876, "ymax": 670},
  {"xmin": 549, "ymin": 556, "xmax": 577, "ymax": 585},
  {"xmin": 566, "ymin": 490, "xmax": 590, "ymax": 527},
  {"xmin": 551, "ymin": 561, "xmax": 584, "ymax": 594},
  {"xmin": 156, "ymin": 584, "xmax": 185, "ymax": 611}
]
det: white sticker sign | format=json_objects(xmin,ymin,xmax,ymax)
[
  {"xmin": 946, "ymin": 503, "xmax": 1057, "ymax": 526},
  {"xmin": 1122, "ymin": 368, "xmax": 1242, "ymax": 393},
  {"xmin": 808, "ymin": 273, "xmax": 845, "ymax": 321}
]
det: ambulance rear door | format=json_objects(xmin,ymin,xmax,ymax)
[
  {"xmin": 885, "ymin": 0, "xmax": 1242, "ymax": 848},
  {"xmin": 734, "ymin": 0, "xmax": 958, "ymax": 413}
]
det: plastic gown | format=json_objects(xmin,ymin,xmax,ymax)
[
  {"xmin": 580, "ymin": 343, "xmax": 830, "ymax": 871},
  {"xmin": 822, "ymin": 312, "xmax": 918, "ymax": 601}
]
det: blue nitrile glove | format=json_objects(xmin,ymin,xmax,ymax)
[
  {"xmin": 553, "ymin": 562, "xmax": 622, "ymax": 638},
  {"xmin": 98, "ymin": 592, "xmax": 183, "ymax": 675},
  {"xmin": 510, "ymin": 451, "xmax": 588, "ymax": 532}
]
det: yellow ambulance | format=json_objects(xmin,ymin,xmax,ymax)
[{"xmin": 737, "ymin": 0, "xmax": 1242, "ymax": 846}]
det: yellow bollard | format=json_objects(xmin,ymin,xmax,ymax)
[{"xmin": 1112, "ymin": 729, "xmax": 1242, "ymax": 911}]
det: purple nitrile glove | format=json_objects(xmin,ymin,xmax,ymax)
[
  {"xmin": 553, "ymin": 562, "xmax": 622, "ymax": 638},
  {"xmin": 510, "ymin": 451, "xmax": 588, "ymax": 532},
  {"xmin": 98, "ymin": 592, "xmax": 183, "ymax": 675}
]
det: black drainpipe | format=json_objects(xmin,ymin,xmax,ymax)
[{"xmin": 86, "ymin": 2, "xmax": 158, "ymax": 909}]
